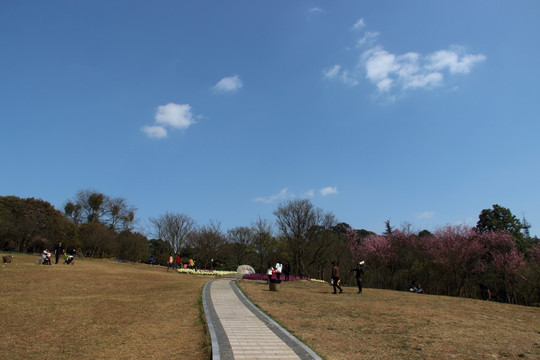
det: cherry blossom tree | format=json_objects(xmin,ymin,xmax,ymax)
[
  {"xmin": 476, "ymin": 230, "xmax": 525, "ymax": 303},
  {"xmin": 432, "ymin": 225, "xmax": 485, "ymax": 297}
]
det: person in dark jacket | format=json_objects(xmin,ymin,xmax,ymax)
[
  {"xmin": 331, "ymin": 261, "xmax": 343, "ymax": 294},
  {"xmin": 348, "ymin": 260, "xmax": 366, "ymax": 293},
  {"xmin": 54, "ymin": 242, "xmax": 64, "ymax": 264},
  {"xmin": 283, "ymin": 262, "xmax": 291, "ymax": 281}
]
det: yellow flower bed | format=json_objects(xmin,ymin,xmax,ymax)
[{"xmin": 177, "ymin": 268, "xmax": 237, "ymax": 276}]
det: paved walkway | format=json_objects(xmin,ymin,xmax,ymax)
[{"xmin": 203, "ymin": 277, "xmax": 322, "ymax": 360}]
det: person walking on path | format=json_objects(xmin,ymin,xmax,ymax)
[
  {"xmin": 331, "ymin": 261, "xmax": 343, "ymax": 294},
  {"xmin": 54, "ymin": 242, "xmax": 64, "ymax": 264},
  {"xmin": 348, "ymin": 260, "xmax": 366, "ymax": 293}
]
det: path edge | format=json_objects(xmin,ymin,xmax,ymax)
[{"xmin": 231, "ymin": 280, "xmax": 323, "ymax": 360}]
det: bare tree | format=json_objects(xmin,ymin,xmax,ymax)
[
  {"xmin": 227, "ymin": 226, "xmax": 253, "ymax": 265},
  {"xmin": 188, "ymin": 220, "xmax": 226, "ymax": 269},
  {"xmin": 274, "ymin": 199, "xmax": 336, "ymax": 277},
  {"xmin": 64, "ymin": 189, "xmax": 136, "ymax": 231},
  {"xmin": 251, "ymin": 217, "xmax": 277, "ymax": 273},
  {"xmin": 107, "ymin": 197, "xmax": 136, "ymax": 231},
  {"xmin": 149, "ymin": 212, "xmax": 195, "ymax": 255},
  {"xmin": 64, "ymin": 201, "xmax": 83, "ymax": 226}
]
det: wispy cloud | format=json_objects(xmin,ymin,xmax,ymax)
[
  {"xmin": 141, "ymin": 125, "xmax": 167, "ymax": 139},
  {"xmin": 302, "ymin": 189, "xmax": 315, "ymax": 198},
  {"xmin": 254, "ymin": 188, "xmax": 290, "ymax": 203},
  {"xmin": 142, "ymin": 103, "xmax": 196, "ymax": 139},
  {"xmin": 427, "ymin": 48, "xmax": 486, "ymax": 74},
  {"xmin": 320, "ymin": 186, "xmax": 338, "ymax": 196},
  {"xmin": 324, "ymin": 65, "xmax": 341, "ymax": 79},
  {"xmin": 324, "ymin": 20, "xmax": 486, "ymax": 98},
  {"xmin": 254, "ymin": 186, "xmax": 336, "ymax": 203},
  {"xmin": 213, "ymin": 75, "xmax": 243, "ymax": 93},
  {"xmin": 417, "ymin": 211, "xmax": 435, "ymax": 220},
  {"xmin": 308, "ymin": 7, "xmax": 324, "ymax": 14},
  {"xmin": 351, "ymin": 18, "xmax": 365, "ymax": 31},
  {"xmin": 356, "ymin": 31, "xmax": 379, "ymax": 47},
  {"xmin": 323, "ymin": 65, "xmax": 359, "ymax": 86}
]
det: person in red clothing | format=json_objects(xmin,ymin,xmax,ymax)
[{"xmin": 176, "ymin": 255, "xmax": 181, "ymax": 269}]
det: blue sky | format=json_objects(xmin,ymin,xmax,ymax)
[{"xmin": 1, "ymin": 1, "xmax": 539, "ymax": 236}]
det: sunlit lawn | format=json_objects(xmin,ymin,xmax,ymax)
[
  {"xmin": 0, "ymin": 253, "xmax": 211, "ymax": 360},
  {"xmin": 238, "ymin": 279, "xmax": 540, "ymax": 359},
  {"xmin": 2, "ymin": 253, "xmax": 539, "ymax": 360}
]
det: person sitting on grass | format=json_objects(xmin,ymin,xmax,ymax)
[
  {"xmin": 409, "ymin": 281, "xmax": 424, "ymax": 294},
  {"xmin": 42, "ymin": 249, "xmax": 51, "ymax": 265}
]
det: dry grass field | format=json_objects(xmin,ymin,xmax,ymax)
[
  {"xmin": 238, "ymin": 280, "xmax": 540, "ymax": 360},
  {"xmin": 2, "ymin": 253, "xmax": 540, "ymax": 360},
  {"xmin": 0, "ymin": 253, "xmax": 211, "ymax": 360}
]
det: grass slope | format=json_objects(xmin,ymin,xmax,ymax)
[
  {"xmin": 237, "ymin": 280, "xmax": 540, "ymax": 359},
  {"xmin": 2, "ymin": 253, "xmax": 539, "ymax": 360},
  {"xmin": 0, "ymin": 253, "xmax": 211, "ymax": 360}
]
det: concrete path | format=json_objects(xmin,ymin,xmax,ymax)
[{"xmin": 203, "ymin": 278, "xmax": 322, "ymax": 360}]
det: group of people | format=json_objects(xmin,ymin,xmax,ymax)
[
  {"xmin": 150, "ymin": 254, "xmax": 196, "ymax": 270},
  {"xmin": 409, "ymin": 281, "xmax": 424, "ymax": 294},
  {"xmin": 41, "ymin": 242, "xmax": 76, "ymax": 265},
  {"xmin": 264, "ymin": 260, "xmax": 367, "ymax": 295},
  {"xmin": 266, "ymin": 261, "xmax": 291, "ymax": 282},
  {"xmin": 166, "ymin": 255, "xmax": 196, "ymax": 271},
  {"xmin": 330, "ymin": 260, "xmax": 366, "ymax": 294},
  {"xmin": 166, "ymin": 255, "xmax": 181, "ymax": 271}
]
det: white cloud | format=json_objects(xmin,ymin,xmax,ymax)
[
  {"xmin": 141, "ymin": 125, "xmax": 167, "ymax": 139},
  {"xmin": 324, "ymin": 20, "xmax": 486, "ymax": 98},
  {"xmin": 255, "ymin": 186, "xmax": 338, "ymax": 203},
  {"xmin": 254, "ymin": 188, "xmax": 289, "ymax": 203},
  {"xmin": 417, "ymin": 211, "xmax": 435, "ymax": 219},
  {"xmin": 142, "ymin": 102, "xmax": 196, "ymax": 139},
  {"xmin": 362, "ymin": 46, "xmax": 484, "ymax": 94},
  {"xmin": 427, "ymin": 49, "xmax": 486, "ymax": 74},
  {"xmin": 155, "ymin": 103, "xmax": 195, "ymax": 130},
  {"xmin": 213, "ymin": 75, "xmax": 243, "ymax": 93},
  {"xmin": 364, "ymin": 48, "xmax": 399, "ymax": 92},
  {"xmin": 352, "ymin": 18, "xmax": 365, "ymax": 31},
  {"xmin": 320, "ymin": 186, "xmax": 338, "ymax": 196},
  {"xmin": 356, "ymin": 31, "xmax": 379, "ymax": 47}
]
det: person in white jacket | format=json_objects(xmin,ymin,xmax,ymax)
[
  {"xmin": 266, "ymin": 263, "xmax": 274, "ymax": 283},
  {"xmin": 275, "ymin": 261, "xmax": 283, "ymax": 281}
]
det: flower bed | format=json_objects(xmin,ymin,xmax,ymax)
[
  {"xmin": 177, "ymin": 268, "xmax": 237, "ymax": 276},
  {"xmin": 242, "ymin": 273, "xmax": 311, "ymax": 282}
]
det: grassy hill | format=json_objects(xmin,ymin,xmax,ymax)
[
  {"xmin": 2, "ymin": 253, "xmax": 539, "ymax": 359},
  {"xmin": 0, "ymin": 253, "xmax": 211, "ymax": 360},
  {"xmin": 238, "ymin": 280, "xmax": 540, "ymax": 359}
]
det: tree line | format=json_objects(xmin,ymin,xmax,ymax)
[{"xmin": 1, "ymin": 191, "xmax": 538, "ymax": 305}]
